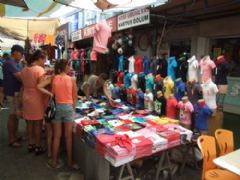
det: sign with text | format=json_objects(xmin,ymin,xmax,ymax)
[
  {"xmin": 72, "ymin": 29, "xmax": 82, "ymax": 42},
  {"xmin": 117, "ymin": 8, "xmax": 150, "ymax": 31}
]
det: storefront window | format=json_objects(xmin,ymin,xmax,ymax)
[
  {"xmin": 169, "ymin": 39, "xmax": 191, "ymax": 59},
  {"xmin": 210, "ymin": 38, "xmax": 240, "ymax": 77}
]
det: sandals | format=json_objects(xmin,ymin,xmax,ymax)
[
  {"xmin": 35, "ymin": 146, "xmax": 46, "ymax": 155},
  {"xmin": 8, "ymin": 141, "xmax": 22, "ymax": 148},
  {"xmin": 28, "ymin": 144, "xmax": 36, "ymax": 153},
  {"xmin": 47, "ymin": 159, "xmax": 63, "ymax": 169}
]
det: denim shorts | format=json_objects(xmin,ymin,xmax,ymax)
[{"xmin": 53, "ymin": 104, "xmax": 74, "ymax": 123}]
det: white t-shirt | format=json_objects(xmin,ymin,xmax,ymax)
[
  {"xmin": 128, "ymin": 56, "xmax": 135, "ymax": 73},
  {"xmin": 201, "ymin": 80, "xmax": 218, "ymax": 109},
  {"xmin": 131, "ymin": 74, "xmax": 138, "ymax": 89},
  {"xmin": 188, "ymin": 56, "xmax": 199, "ymax": 82},
  {"xmin": 144, "ymin": 92, "xmax": 154, "ymax": 112}
]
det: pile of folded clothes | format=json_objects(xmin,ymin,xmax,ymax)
[{"xmin": 74, "ymin": 99, "xmax": 192, "ymax": 167}]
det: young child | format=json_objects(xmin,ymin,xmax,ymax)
[
  {"xmin": 154, "ymin": 91, "xmax": 166, "ymax": 116},
  {"xmin": 178, "ymin": 96, "xmax": 194, "ymax": 129}
]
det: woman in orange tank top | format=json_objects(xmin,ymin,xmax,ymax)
[{"xmin": 38, "ymin": 59, "xmax": 77, "ymax": 169}]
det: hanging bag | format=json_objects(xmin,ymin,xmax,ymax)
[{"xmin": 45, "ymin": 96, "xmax": 56, "ymax": 121}]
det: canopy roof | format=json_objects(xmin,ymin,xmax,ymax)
[
  {"xmin": 0, "ymin": 17, "xmax": 59, "ymax": 40},
  {"xmin": 0, "ymin": 0, "xmax": 166, "ymax": 18}
]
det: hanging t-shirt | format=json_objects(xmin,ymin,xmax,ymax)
[
  {"xmin": 117, "ymin": 71, "xmax": 124, "ymax": 86},
  {"xmin": 157, "ymin": 58, "xmax": 168, "ymax": 78},
  {"xmin": 118, "ymin": 55, "xmax": 124, "ymax": 72},
  {"xmin": 215, "ymin": 57, "xmax": 229, "ymax": 85},
  {"xmin": 110, "ymin": 70, "xmax": 118, "ymax": 84},
  {"xmin": 187, "ymin": 56, "xmax": 199, "ymax": 82},
  {"xmin": 201, "ymin": 80, "xmax": 218, "ymax": 109},
  {"xmin": 143, "ymin": 56, "xmax": 151, "ymax": 75},
  {"xmin": 128, "ymin": 56, "xmax": 135, "ymax": 73},
  {"xmin": 131, "ymin": 74, "xmax": 138, "ymax": 89},
  {"xmin": 145, "ymin": 73, "xmax": 154, "ymax": 93},
  {"xmin": 166, "ymin": 98, "xmax": 178, "ymax": 119},
  {"xmin": 134, "ymin": 56, "xmax": 143, "ymax": 74},
  {"xmin": 177, "ymin": 58, "xmax": 188, "ymax": 82},
  {"xmin": 163, "ymin": 77, "xmax": 174, "ymax": 98},
  {"xmin": 137, "ymin": 72, "xmax": 145, "ymax": 92},
  {"xmin": 167, "ymin": 57, "xmax": 177, "ymax": 81},
  {"xmin": 71, "ymin": 49, "xmax": 79, "ymax": 60},
  {"xmin": 150, "ymin": 58, "xmax": 159, "ymax": 75},
  {"xmin": 174, "ymin": 79, "xmax": 186, "ymax": 101},
  {"xmin": 194, "ymin": 103, "xmax": 212, "ymax": 131},
  {"xmin": 199, "ymin": 56, "xmax": 216, "ymax": 83},
  {"xmin": 144, "ymin": 92, "xmax": 154, "ymax": 112},
  {"xmin": 90, "ymin": 50, "xmax": 97, "ymax": 61},
  {"xmin": 154, "ymin": 96, "xmax": 166, "ymax": 116},
  {"xmin": 124, "ymin": 72, "xmax": 133, "ymax": 89},
  {"xmin": 93, "ymin": 20, "xmax": 111, "ymax": 54},
  {"xmin": 136, "ymin": 91, "xmax": 144, "ymax": 109},
  {"xmin": 178, "ymin": 101, "xmax": 194, "ymax": 125}
]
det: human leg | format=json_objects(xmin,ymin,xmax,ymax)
[
  {"xmin": 64, "ymin": 122, "xmax": 73, "ymax": 167},
  {"xmin": 51, "ymin": 122, "xmax": 62, "ymax": 166},
  {"xmin": 46, "ymin": 122, "xmax": 53, "ymax": 158}
]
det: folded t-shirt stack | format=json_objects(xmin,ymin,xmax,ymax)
[
  {"xmin": 147, "ymin": 133, "xmax": 168, "ymax": 153},
  {"xmin": 159, "ymin": 130, "xmax": 181, "ymax": 148},
  {"xmin": 131, "ymin": 136, "xmax": 153, "ymax": 159}
]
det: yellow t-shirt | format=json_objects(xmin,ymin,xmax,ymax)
[{"xmin": 163, "ymin": 77, "xmax": 174, "ymax": 98}]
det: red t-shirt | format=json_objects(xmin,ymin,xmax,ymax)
[
  {"xmin": 117, "ymin": 71, "xmax": 124, "ymax": 86},
  {"xmin": 134, "ymin": 56, "xmax": 143, "ymax": 74},
  {"xmin": 166, "ymin": 98, "xmax": 178, "ymax": 119}
]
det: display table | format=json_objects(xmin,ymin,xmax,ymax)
[
  {"xmin": 213, "ymin": 149, "xmax": 240, "ymax": 176},
  {"xmin": 73, "ymin": 132, "xmax": 110, "ymax": 180},
  {"xmin": 72, "ymin": 100, "xmax": 193, "ymax": 180}
]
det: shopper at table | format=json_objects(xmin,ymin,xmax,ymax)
[
  {"xmin": 20, "ymin": 50, "xmax": 47, "ymax": 154},
  {"xmin": 38, "ymin": 59, "xmax": 77, "ymax": 169},
  {"xmin": 2, "ymin": 45, "xmax": 23, "ymax": 147},
  {"xmin": 80, "ymin": 73, "xmax": 115, "ymax": 106}
]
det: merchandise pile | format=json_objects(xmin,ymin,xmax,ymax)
[{"xmin": 74, "ymin": 98, "xmax": 192, "ymax": 167}]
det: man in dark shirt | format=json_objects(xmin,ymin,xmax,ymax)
[{"xmin": 3, "ymin": 45, "xmax": 24, "ymax": 147}]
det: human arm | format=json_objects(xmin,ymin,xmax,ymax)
[
  {"xmin": 72, "ymin": 77, "xmax": 77, "ymax": 107},
  {"xmin": 37, "ymin": 76, "xmax": 53, "ymax": 97}
]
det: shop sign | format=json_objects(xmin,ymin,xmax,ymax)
[
  {"xmin": 117, "ymin": 8, "xmax": 150, "ymax": 31},
  {"xmin": 72, "ymin": 29, "xmax": 82, "ymax": 42}
]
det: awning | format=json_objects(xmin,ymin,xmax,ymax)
[{"xmin": 0, "ymin": 17, "xmax": 60, "ymax": 40}]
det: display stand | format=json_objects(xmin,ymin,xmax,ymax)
[
  {"xmin": 117, "ymin": 163, "xmax": 135, "ymax": 180},
  {"xmin": 155, "ymin": 151, "xmax": 173, "ymax": 180}
]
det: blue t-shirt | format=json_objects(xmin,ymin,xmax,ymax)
[
  {"xmin": 143, "ymin": 56, "xmax": 150, "ymax": 75},
  {"xmin": 124, "ymin": 73, "xmax": 132, "ymax": 88},
  {"xmin": 118, "ymin": 55, "xmax": 124, "ymax": 72},
  {"xmin": 167, "ymin": 57, "xmax": 177, "ymax": 81},
  {"xmin": 3, "ymin": 59, "xmax": 21, "ymax": 96},
  {"xmin": 111, "ymin": 86, "xmax": 120, "ymax": 99},
  {"xmin": 145, "ymin": 74, "xmax": 154, "ymax": 93},
  {"xmin": 136, "ymin": 91, "xmax": 144, "ymax": 109},
  {"xmin": 194, "ymin": 104, "xmax": 212, "ymax": 131},
  {"xmin": 174, "ymin": 79, "xmax": 186, "ymax": 101}
]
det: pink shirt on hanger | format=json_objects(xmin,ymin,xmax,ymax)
[
  {"xmin": 199, "ymin": 56, "xmax": 216, "ymax": 83},
  {"xmin": 93, "ymin": 21, "xmax": 111, "ymax": 54}
]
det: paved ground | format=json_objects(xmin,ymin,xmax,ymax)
[
  {"xmin": 0, "ymin": 107, "xmax": 239, "ymax": 180},
  {"xmin": 0, "ymin": 109, "xmax": 84, "ymax": 180}
]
